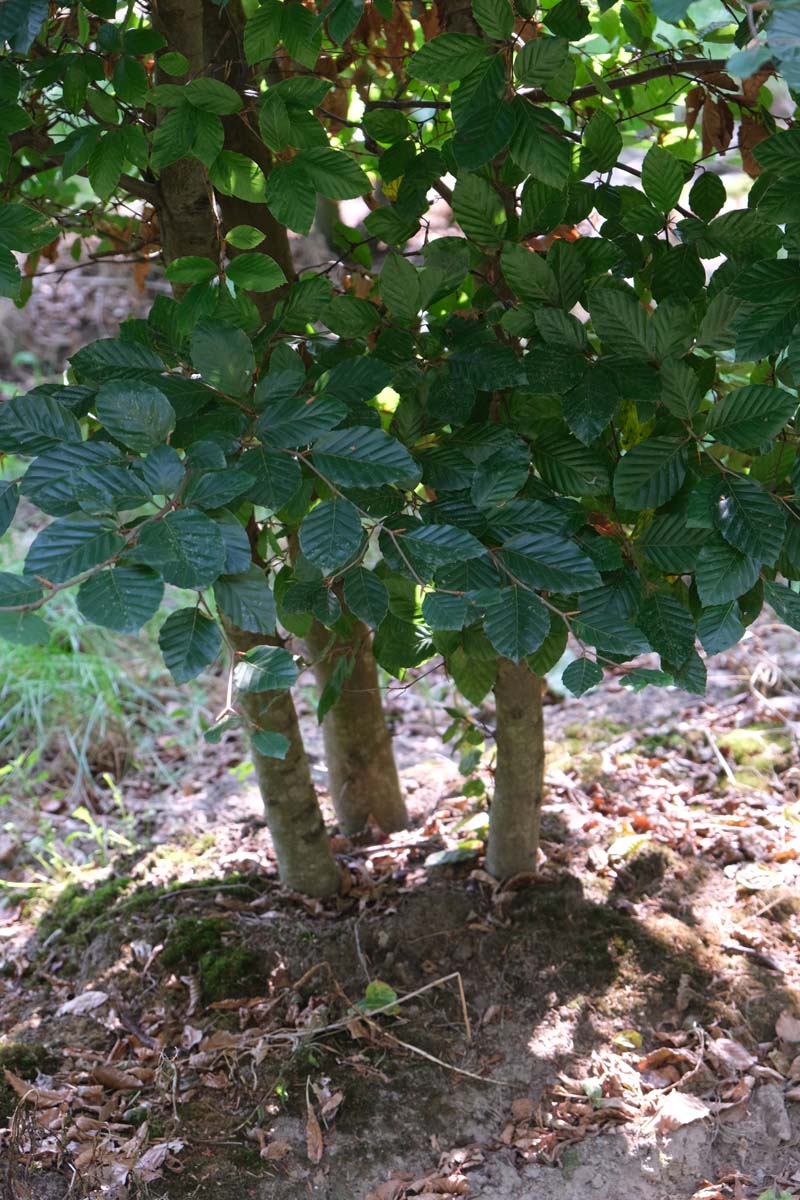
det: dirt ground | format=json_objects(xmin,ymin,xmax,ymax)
[{"xmin": 1, "ymin": 621, "xmax": 800, "ymax": 1200}]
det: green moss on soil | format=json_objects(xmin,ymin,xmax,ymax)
[
  {"xmin": 717, "ymin": 726, "xmax": 792, "ymax": 773},
  {"xmin": 161, "ymin": 916, "xmax": 264, "ymax": 1002},
  {"xmin": 39, "ymin": 876, "xmax": 132, "ymax": 940}
]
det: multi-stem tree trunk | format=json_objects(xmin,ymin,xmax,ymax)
[
  {"xmin": 486, "ymin": 659, "xmax": 545, "ymax": 879},
  {"xmin": 305, "ymin": 618, "xmax": 408, "ymax": 834}
]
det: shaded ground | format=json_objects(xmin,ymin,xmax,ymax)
[{"xmin": 1, "ymin": 624, "xmax": 800, "ymax": 1199}]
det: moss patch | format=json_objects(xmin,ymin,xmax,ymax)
[
  {"xmin": 161, "ymin": 916, "xmax": 264, "ymax": 1003},
  {"xmin": 716, "ymin": 726, "xmax": 792, "ymax": 773},
  {"xmin": 38, "ymin": 876, "xmax": 131, "ymax": 941}
]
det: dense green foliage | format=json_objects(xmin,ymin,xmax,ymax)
[{"xmin": 2, "ymin": 0, "xmax": 800, "ymax": 762}]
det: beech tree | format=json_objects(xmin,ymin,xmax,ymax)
[{"xmin": 1, "ymin": 0, "xmax": 800, "ymax": 893}]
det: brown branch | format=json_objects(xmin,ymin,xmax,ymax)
[{"xmin": 522, "ymin": 56, "xmax": 728, "ymax": 104}]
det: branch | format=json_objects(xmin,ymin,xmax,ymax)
[{"xmin": 522, "ymin": 56, "xmax": 729, "ymax": 104}]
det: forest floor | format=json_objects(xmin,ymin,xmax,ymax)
[{"xmin": 0, "ymin": 623, "xmax": 799, "ymax": 1200}]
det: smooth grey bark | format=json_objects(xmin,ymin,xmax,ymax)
[
  {"xmin": 486, "ymin": 659, "xmax": 545, "ymax": 880},
  {"xmin": 305, "ymin": 619, "xmax": 408, "ymax": 835}
]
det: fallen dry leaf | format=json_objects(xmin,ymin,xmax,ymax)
[
  {"xmin": 707, "ymin": 1038, "xmax": 757, "ymax": 1072},
  {"xmin": 641, "ymin": 1090, "xmax": 710, "ymax": 1133},
  {"xmin": 306, "ymin": 1099, "xmax": 324, "ymax": 1164},
  {"xmin": 93, "ymin": 1066, "xmax": 146, "ymax": 1091},
  {"xmin": 57, "ymin": 990, "xmax": 109, "ymax": 1016},
  {"xmin": 262, "ymin": 1139, "xmax": 292, "ymax": 1161},
  {"xmin": 776, "ymin": 1009, "xmax": 800, "ymax": 1044}
]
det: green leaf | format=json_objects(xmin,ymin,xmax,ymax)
[
  {"xmin": 158, "ymin": 50, "xmax": 190, "ymax": 75},
  {"xmin": 299, "ymin": 498, "xmax": 363, "ymax": 573},
  {"xmin": 501, "ymin": 244, "xmax": 558, "ymax": 304},
  {"xmin": 380, "ymin": 254, "xmax": 421, "ymax": 323},
  {"xmin": 226, "ymin": 252, "xmax": 286, "ymax": 292},
  {"xmin": 135, "ymin": 509, "xmax": 226, "ymax": 588},
  {"xmin": 239, "ymin": 446, "xmax": 302, "ymax": 510},
  {"xmin": 689, "ymin": 171, "xmax": 726, "ymax": 222},
  {"xmin": 0, "ymin": 571, "xmax": 41, "ymax": 608},
  {"xmin": 613, "ymin": 439, "xmax": 688, "ymax": 511},
  {"xmin": 509, "ymin": 100, "xmax": 571, "ymax": 188},
  {"xmin": 356, "ymin": 979, "xmax": 399, "ymax": 1014},
  {"xmin": 165, "ymin": 255, "xmax": 218, "ymax": 284},
  {"xmin": 472, "ymin": 0, "xmax": 513, "ymax": 39},
  {"xmin": 77, "ymin": 566, "xmax": 164, "ymax": 632},
  {"xmin": 401, "ymin": 522, "xmax": 486, "ymax": 566},
  {"xmin": 234, "ymin": 644, "xmax": 298, "ymax": 692},
  {"xmin": 641, "ymin": 145, "xmax": 684, "ymax": 213},
  {"xmin": 281, "ymin": 1, "xmax": 321, "ymax": 68},
  {"xmin": 244, "ymin": 0, "xmax": 282, "ymax": 62},
  {"xmin": 514, "ymin": 36, "xmax": 569, "ymax": 86},
  {"xmin": 0, "ymin": 393, "xmax": 81, "ymax": 454},
  {"xmin": 0, "ymin": 202, "xmax": 55, "ymax": 252},
  {"xmin": 95, "ymin": 381, "xmax": 176, "ymax": 453},
  {"xmin": 695, "ymin": 536, "xmax": 760, "ymax": 606},
  {"xmin": 562, "ymin": 657, "xmax": 602, "ymax": 696},
  {"xmin": 582, "ymin": 109, "xmax": 622, "ymax": 172},
  {"xmin": 325, "ymin": 295, "xmax": 380, "ymax": 338},
  {"xmin": 452, "ymin": 174, "xmax": 507, "ymax": 246},
  {"xmin": 294, "ymin": 147, "xmax": 369, "ymax": 199},
  {"xmin": 639, "ymin": 511, "xmax": 708, "ymax": 572},
  {"xmin": 588, "ymin": 286, "xmax": 652, "ymax": 359},
  {"xmin": 499, "ymin": 530, "xmax": 602, "ymax": 591},
  {"xmin": 534, "ymin": 430, "xmax": 611, "ymax": 498},
  {"xmin": 0, "ymin": 480, "xmax": 18, "ymax": 537},
  {"xmin": 312, "ymin": 426, "xmax": 419, "ymax": 488},
  {"xmin": 191, "ymin": 319, "xmax": 254, "ymax": 396},
  {"xmin": 225, "ymin": 225, "xmax": 266, "ymax": 250},
  {"xmin": 0, "ymin": 610, "xmax": 49, "ymax": 646},
  {"xmin": 697, "ymin": 601, "xmax": 745, "ymax": 655},
  {"xmin": 343, "ymin": 567, "xmax": 389, "ymax": 628},
  {"xmin": 213, "ymin": 565, "xmax": 277, "ymax": 634},
  {"xmin": 159, "ymin": 607, "xmax": 221, "ymax": 683},
  {"xmin": 88, "ymin": 130, "xmax": 125, "ymax": 201},
  {"xmin": 184, "ymin": 77, "xmax": 242, "ymax": 114},
  {"xmin": 706, "ymin": 385, "xmax": 797, "ymax": 453},
  {"xmin": 422, "ymin": 591, "xmax": 467, "ymax": 630},
  {"xmin": 251, "ymin": 730, "xmax": 290, "ymax": 758},
  {"xmin": 483, "ymin": 586, "xmax": 549, "ymax": 661},
  {"xmin": 209, "ymin": 151, "xmax": 268, "ymax": 203},
  {"xmin": 562, "ymin": 369, "xmax": 618, "ymax": 446},
  {"xmin": 637, "ymin": 592, "xmax": 694, "ymax": 664},
  {"xmin": 713, "ymin": 476, "xmax": 786, "ymax": 565},
  {"xmin": 651, "ymin": 0, "xmax": 690, "ymax": 22},
  {"xmin": 763, "ymin": 580, "xmax": 800, "ymax": 630},
  {"xmin": 659, "ymin": 358, "xmax": 702, "ymax": 420},
  {"xmin": 256, "ymin": 393, "xmax": 346, "ymax": 448},
  {"xmin": 25, "ymin": 519, "xmax": 125, "ymax": 584},
  {"xmin": 408, "ymin": 33, "xmax": 492, "ymax": 82},
  {"xmin": 447, "ymin": 645, "xmax": 497, "ymax": 704},
  {"xmin": 265, "ymin": 160, "xmax": 317, "ymax": 235}
]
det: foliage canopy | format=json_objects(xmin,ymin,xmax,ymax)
[{"xmin": 2, "ymin": 0, "xmax": 800, "ymax": 752}]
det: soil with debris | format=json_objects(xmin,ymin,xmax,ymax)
[{"xmin": 1, "ymin": 620, "xmax": 800, "ymax": 1200}]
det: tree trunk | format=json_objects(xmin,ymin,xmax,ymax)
[
  {"xmin": 305, "ymin": 618, "xmax": 408, "ymax": 835},
  {"xmin": 486, "ymin": 659, "xmax": 545, "ymax": 880},
  {"xmin": 224, "ymin": 621, "xmax": 341, "ymax": 896},
  {"xmin": 148, "ymin": 0, "xmax": 340, "ymax": 895}
]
